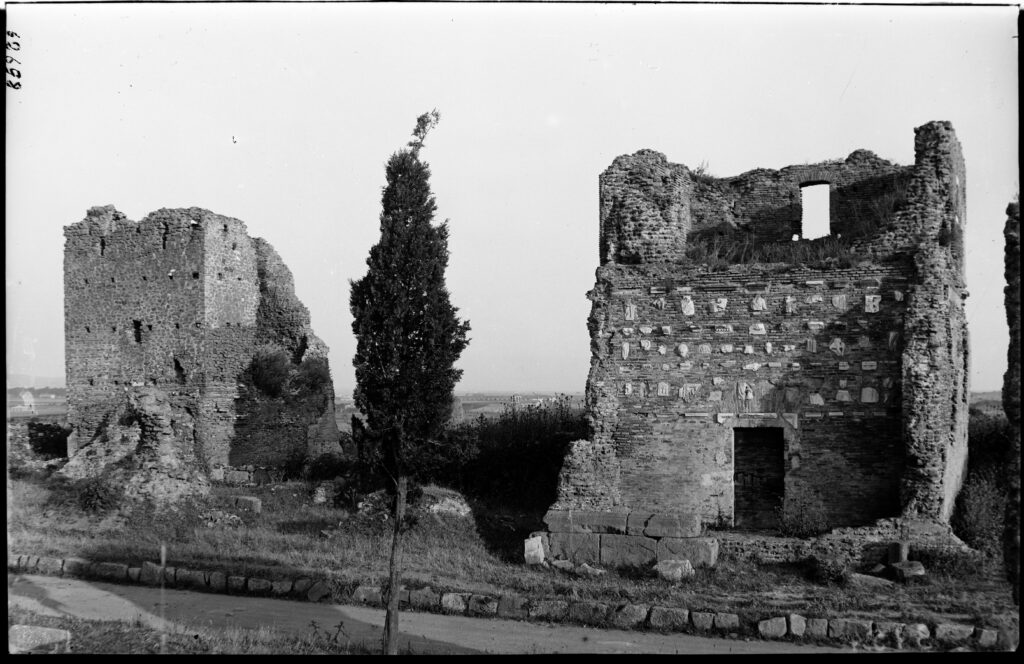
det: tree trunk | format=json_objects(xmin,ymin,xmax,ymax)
[{"xmin": 381, "ymin": 475, "xmax": 407, "ymax": 655}]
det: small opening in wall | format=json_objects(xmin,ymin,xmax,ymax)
[
  {"xmin": 110, "ymin": 277, "xmax": 116, "ymax": 284},
  {"xmin": 85, "ymin": 326, "xmax": 91, "ymax": 333},
  {"xmin": 237, "ymin": 277, "xmax": 242, "ymax": 281},
  {"xmin": 133, "ymin": 320, "xmax": 142, "ymax": 343},
  {"xmin": 142, "ymin": 275, "xmax": 147, "ymax": 281},
  {"xmin": 232, "ymin": 242, "xmax": 237, "ymax": 250},
  {"xmin": 225, "ymin": 322, "xmax": 231, "ymax": 327},
  {"xmin": 195, "ymin": 321, "xmax": 202, "ymax": 328},
  {"xmin": 799, "ymin": 181, "xmax": 831, "ymax": 241},
  {"xmin": 147, "ymin": 324, "xmax": 153, "ymax": 332},
  {"xmin": 100, "ymin": 238, "xmax": 105, "ymax": 256},
  {"xmin": 174, "ymin": 358, "xmax": 186, "ymax": 385},
  {"xmin": 111, "ymin": 325, "xmax": 117, "ymax": 332},
  {"xmin": 169, "ymin": 274, "xmax": 174, "ymax": 281},
  {"xmin": 217, "ymin": 273, "xmax": 224, "ymax": 280},
  {"xmin": 175, "ymin": 322, "xmax": 180, "ymax": 329},
  {"xmin": 223, "ymin": 223, "xmax": 229, "ymax": 233},
  {"xmin": 84, "ymin": 278, "xmax": 89, "ymax": 285},
  {"xmin": 88, "ymin": 379, "xmax": 94, "ymax": 386},
  {"xmin": 193, "ymin": 272, "xmax": 200, "ymax": 279}
]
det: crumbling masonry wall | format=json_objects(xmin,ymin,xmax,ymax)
[
  {"xmin": 1004, "ymin": 200, "xmax": 1020, "ymax": 604},
  {"xmin": 547, "ymin": 122, "xmax": 969, "ymax": 566},
  {"xmin": 64, "ymin": 206, "xmax": 337, "ymax": 471}
]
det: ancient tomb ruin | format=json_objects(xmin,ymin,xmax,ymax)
[
  {"xmin": 62, "ymin": 206, "xmax": 337, "ymax": 493},
  {"xmin": 545, "ymin": 121, "xmax": 970, "ymax": 568}
]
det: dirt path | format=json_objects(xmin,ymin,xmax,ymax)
[{"xmin": 8, "ymin": 573, "xmax": 855, "ymax": 654}]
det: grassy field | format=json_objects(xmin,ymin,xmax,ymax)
[{"xmin": 6, "ymin": 474, "xmax": 1017, "ymax": 634}]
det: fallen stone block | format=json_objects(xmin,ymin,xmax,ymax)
[
  {"xmin": 600, "ymin": 533, "xmax": 657, "ymax": 567},
  {"xmin": 497, "ymin": 594, "xmax": 528, "ymax": 619},
  {"xmin": 352, "ymin": 585, "xmax": 382, "ymax": 605},
  {"xmin": 175, "ymin": 568, "xmax": 206, "ymax": 590},
  {"xmin": 36, "ymin": 556, "xmax": 63, "ymax": 576},
  {"xmin": 528, "ymin": 600, "xmax": 569, "ymax": 621},
  {"xmin": 759, "ymin": 617, "xmax": 787, "ymax": 639},
  {"xmin": 655, "ymin": 537, "xmax": 719, "ymax": 567},
  {"xmin": 409, "ymin": 586, "xmax": 439, "ymax": 609},
  {"xmin": 643, "ymin": 513, "xmax": 702, "ymax": 538},
  {"xmin": 543, "ymin": 510, "xmax": 628, "ymax": 534},
  {"xmin": 306, "ymin": 580, "xmax": 331, "ymax": 602},
  {"xmin": 692, "ymin": 612, "xmax": 715, "ymax": 631},
  {"xmin": 9, "ymin": 625, "xmax": 71, "ymax": 654},
  {"xmin": 889, "ymin": 560, "xmax": 926, "ymax": 583},
  {"xmin": 887, "ymin": 541, "xmax": 910, "ymax": 564},
  {"xmin": 551, "ymin": 559, "xmax": 574, "ymax": 572},
  {"xmin": 874, "ymin": 621, "xmax": 905, "ymax": 645},
  {"xmin": 654, "ymin": 559, "xmax": 695, "ymax": 583},
  {"xmin": 93, "ymin": 561, "xmax": 128, "ymax": 582},
  {"xmin": 648, "ymin": 606, "xmax": 689, "ymax": 631},
  {"xmin": 570, "ymin": 600, "xmax": 610, "ymax": 625},
  {"xmin": 788, "ymin": 614, "xmax": 807, "ymax": 637},
  {"xmin": 524, "ymin": 535, "xmax": 546, "ymax": 565},
  {"xmin": 714, "ymin": 613, "xmax": 739, "ymax": 631},
  {"xmin": 610, "ymin": 603, "xmax": 648, "ymax": 629},
  {"xmin": 975, "ymin": 628, "xmax": 998, "ymax": 648},
  {"xmin": 127, "ymin": 567, "xmax": 141, "ymax": 583},
  {"xmin": 468, "ymin": 595, "xmax": 498, "ymax": 616},
  {"xmin": 934, "ymin": 622, "xmax": 975, "ymax": 645},
  {"xmin": 440, "ymin": 592, "xmax": 469, "ymax": 614},
  {"xmin": 829, "ymin": 618, "xmax": 873, "ymax": 641},
  {"xmin": 806, "ymin": 618, "xmax": 829, "ymax": 638},
  {"xmin": 902, "ymin": 623, "xmax": 931, "ymax": 647},
  {"xmin": 292, "ymin": 577, "xmax": 313, "ymax": 596},
  {"xmin": 247, "ymin": 578, "xmax": 273, "ymax": 595},
  {"xmin": 575, "ymin": 562, "xmax": 606, "ymax": 578},
  {"xmin": 232, "ymin": 496, "xmax": 262, "ymax": 514},
  {"xmin": 271, "ymin": 579, "xmax": 293, "ymax": 596}
]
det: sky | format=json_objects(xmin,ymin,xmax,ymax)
[{"xmin": 5, "ymin": 2, "xmax": 1019, "ymax": 395}]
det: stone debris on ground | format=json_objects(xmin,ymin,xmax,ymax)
[
  {"xmin": 8, "ymin": 625, "xmax": 72, "ymax": 654},
  {"xmin": 653, "ymin": 558, "xmax": 695, "ymax": 583},
  {"xmin": 889, "ymin": 560, "xmax": 926, "ymax": 582},
  {"xmin": 200, "ymin": 509, "xmax": 243, "ymax": 528}
]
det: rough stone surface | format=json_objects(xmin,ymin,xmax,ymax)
[
  {"xmin": 691, "ymin": 612, "xmax": 715, "ymax": 631},
  {"xmin": 610, "ymin": 603, "xmax": 649, "ymax": 629},
  {"xmin": 600, "ymin": 533, "xmax": 658, "ymax": 567},
  {"xmin": 788, "ymin": 613, "xmax": 807, "ymax": 637},
  {"xmin": 62, "ymin": 557, "xmax": 92, "ymax": 578},
  {"xmin": 441, "ymin": 593, "xmax": 469, "ymax": 614},
  {"xmin": 9, "ymin": 625, "xmax": 71, "ymax": 654},
  {"xmin": 409, "ymin": 587, "xmax": 439, "ymax": 609},
  {"xmin": 549, "ymin": 532, "xmax": 601, "ymax": 564},
  {"xmin": 524, "ymin": 535, "xmax": 545, "ymax": 565},
  {"xmin": 654, "ymin": 559, "xmax": 695, "ymax": 582},
  {"xmin": 759, "ymin": 617, "xmax": 788, "ymax": 639},
  {"xmin": 806, "ymin": 618, "xmax": 829, "ymax": 638},
  {"xmin": 890, "ymin": 560, "xmax": 926, "ymax": 582},
  {"xmin": 549, "ymin": 122, "xmax": 970, "ymax": 539},
  {"xmin": 656, "ymin": 537, "xmax": 719, "ymax": 567},
  {"xmin": 975, "ymin": 628, "xmax": 998, "ymax": 648},
  {"xmin": 829, "ymin": 618, "xmax": 873, "ymax": 641},
  {"xmin": 648, "ymin": 606, "xmax": 690, "ymax": 631},
  {"xmin": 497, "ymin": 595, "xmax": 528, "ymax": 619},
  {"xmin": 233, "ymin": 496, "xmax": 262, "ymax": 514},
  {"xmin": 569, "ymin": 600, "xmax": 611, "ymax": 625},
  {"xmin": 873, "ymin": 621, "xmax": 906, "ymax": 646},
  {"xmin": 247, "ymin": 578, "xmax": 272, "ymax": 595},
  {"xmin": 140, "ymin": 561, "xmax": 163, "ymax": 586},
  {"xmin": 62, "ymin": 206, "xmax": 337, "ymax": 479},
  {"xmin": 934, "ymin": 623, "xmax": 976, "ymax": 645},
  {"xmin": 176, "ymin": 568, "xmax": 207, "ymax": 590},
  {"xmin": 528, "ymin": 600, "xmax": 569, "ymax": 621},
  {"xmin": 227, "ymin": 576, "xmax": 246, "ymax": 593},
  {"xmin": 208, "ymin": 571, "xmax": 227, "ymax": 592},
  {"xmin": 271, "ymin": 579, "xmax": 293, "ymax": 596},
  {"xmin": 713, "ymin": 613, "xmax": 739, "ymax": 631},
  {"xmin": 468, "ymin": 595, "xmax": 499, "ymax": 616},
  {"xmin": 1003, "ymin": 200, "xmax": 1021, "ymax": 605},
  {"xmin": 291, "ymin": 578, "xmax": 313, "ymax": 596},
  {"xmin": 306, "ymin": 580, "xmax": 331, "ymax": 602}
]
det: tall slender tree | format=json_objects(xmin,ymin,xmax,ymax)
[{"xmin": 350, "ymin": 110, "xmax": 470, "ymax": 655}]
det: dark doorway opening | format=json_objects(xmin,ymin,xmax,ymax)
[{"xmin": 733, "ymin": 427, "xmax": 785, "ymax": 530}]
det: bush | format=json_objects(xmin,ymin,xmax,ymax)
[
  {"xmin": 951, "ymin": 468, "xmax": 1005, "ymax": 556},
  {"xmin": 250, "ymin": 346, "xmax": 292, "ymax": 398},
  {"xmin": 777, "ymin": 493, "xmax": 831, "ymax": 539},
  {"xmin": 304, "ymin": 453, "xmax": 352, "ymax": 483},
  {"xmin": 27, "ymin": 422, "xmax": 70, "ymax": 458},
  {"xmin": 807, "ymin": 555, "xmax": 851, "ymax": 587},
  {"xmin": 74, "ymin": 476, "xmax": 123, "ymax": 513},
  {"xmin": 293, "ymin": 355, "xmax": 332, "ymax": 398}
]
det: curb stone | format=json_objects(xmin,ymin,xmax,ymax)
[{"xmin": 6, "ymin": 551, "xmax": 1009, "ymax": 651}]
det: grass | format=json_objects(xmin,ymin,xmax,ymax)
[
  {"xmin": 6, "ymin": 474, "xmax": 1017, "ymax": 631},
  {"xmin": 7, "ymin": 605, "xmax": 373, "ymax": 654}
]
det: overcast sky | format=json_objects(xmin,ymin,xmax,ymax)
[{"xmin": 5, "ymin": 2, "xmax": 1019, "ymax": 394}]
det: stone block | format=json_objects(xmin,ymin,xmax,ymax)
[
  {"xmin": 9, "ymin": 625, "xmax": 71, "ymax": 654},
  {"xmin": 543, "ymin": 510, "xmax": 627, "ymax": 534},
  {"xmin": 549, "ymin": 532, "xmax": 601, "ymax": 564},
  {"xmin": 829, "ymin": 618, "xmax": 873, "ymax": 640},
  {"xmin": 61, "ymin": 557, "xmax": 92, "ymax": 578},
  {"xmin": 271, "ymin": 579, "xmax": 293, "ymax": 596},
  {"xmin": 227, "ymin": 575, "xmax": 247, "ymax": 593},
  {"xmin": 654, "ymin": 559, "xmax": 695, "ymax": 582},
  {"xmin": 292, "ymin": 577, "xmax": 313, "ymax": 596},
  {"xmin": 175, "ymin": 568, "xmax": 206, "ymax": 590},
  {"xmin": 890, "ymin": 560, "xmax": 926, "ymax": 582},
  {"xmin": 643, "ymin": 513, "xmax": 702, "ymax": 538},
  {"xmin": 887, "ymin": 541, "xmax": 910, "ymax": 564},
  {"xmin": 902, "ymin": 623, "xmax": 930, "ymax": 647},
  {"xmin": 759, "ymin": 617, "xmax": 787, "ymax": 639},
  {"xmin": 524, "ymin": 536, "xmax": 545, "ymax": 565},
  {"xmin": 874, "ymin": 621, "xmax": 905, "ymax": 644},
  {"xmin": 625, "ymin": 512, "xmax": 654, "ymax": 535},
  {"xmin": 600, "ymin": 534, "xmax": 657, "ymax": 567},
  {"xmin": 468, "ymin": 595, "xmax": 498, "ymax": 616},
  {"xmin": 208, "ymin": 571, "xmax": 227, "ymax": 592},
  {"xmin": 788, "ymin": 614, "xmax": 807, "ymax": 637},
  {"xmin": 233, "ymin": 496, "xmax": 262, "ymax": 514},
  {"xmin": 352, "ymin": 585, "xmax": 382, "ymax": 605},
  {"xmin": 306, "ymin": 580, "xmax": 331, "ymax": 602},
  {"xmin": 140, "ymin": 561, "xmax": 164, "ymax": 586},
  {"xmin": 569, "ymin": 600, "xmax": 610, "ymax": 625},
  {"xmin": 656, "ymin": 537, "xmax": 719, "ymax": 567},
  {"xmin": 127, "ymin": 567, "xmax": 141, "ymax": 583},
  {"xmin": 528, "ymin": 600, "xmax": 569, "ymax": 621},
  {"xmin": 806, "ymin": 618, "xmax": 829, "ymax": 638},
  {"xmin": 975, "ymin": 628, "xmax": 998, "ymax": 648},
  {"xmin": 162, "ymin": 566, "xmax": 176, "ymax": 585},
  {"xmin": 497, "ymin": 595, "xmax": 528, "ymax": 619},
  {"xmin": 610, "ymin": 603, "xmax": 649, "ymax": 629},
  {"xmin": 648, "ymin": 606, "xmax": 689, "ymax": 631},
  {"xmin": 92, "ymin": 561, "xmax": 129, "ymax": 582},
  {"xmin": 247, "ymin": 577, "xmax": 272, "ymax": 595},
  {"xmin": 714, "ymin": 613, "xmax": 739, "ymax": 631},
  {"xmin": 409, "ymin": 586, "xmax": 439, "ymax": 609},
  {"xmin": 692, "ymin": 612, "xmax": 715, "ymax": 631},
  {"xmin": 36, "ymin": 556, "xmax": 63, "ymax": 575},
  {"xmin": 441, "ymin": 592, "xmax": 469, "ymax": 614},
  {"xmin": 934, "ymin": 623, "xmax": 975, "ymax": 645}
]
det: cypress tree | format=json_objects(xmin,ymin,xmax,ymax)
[{"xmin": 349, "ymin": 110, "xmax": 470, "ymax": 654}]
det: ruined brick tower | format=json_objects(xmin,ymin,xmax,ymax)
[
  {"xmin": 63, "ymin": 206, "xmax": 338, "ymax": 472},
  {"xmin": 545, "ymin": 121, "xmax": 970, "ymax": 567}
]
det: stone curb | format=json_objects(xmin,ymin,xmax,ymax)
[{"xmin": 7, "ymin": 552, "xmax": 1015, "ymax": 652}]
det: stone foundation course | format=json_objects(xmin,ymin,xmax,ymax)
[{"xmin": 7, "ymin": 551, "xmax": 1016, "ymax": 652}]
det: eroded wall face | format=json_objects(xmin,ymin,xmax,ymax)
[
  {"xmin": 1003, "ymin": 201, "xmax": 1020, "ymax": 603},
  {"xmin": 583, "ymin": 263, "xmax": 909, "ymax": 526},
  {"xmin": 64, "ymin": 207, "xmax": 207, "ymax": 449}
]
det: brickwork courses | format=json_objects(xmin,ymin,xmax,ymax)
[
  {"xmin": 547, "ymin": 122, "xmax": 971, "ymax": 568},
  {"xmin": 62, "ymin": 206, "xmax": 337, "ymax": 492}
]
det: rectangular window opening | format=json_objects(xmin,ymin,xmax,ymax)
[
  {"xmin": 733, "ymin": 427, "xmax": 785, "ymax": 530},
  {"xmin": 799, "ymin": 182, "xmax": 831, "ymax": 240},
  {"xmin": 132, "ymin": 320, "xmax": 142, "ymax": 343}
]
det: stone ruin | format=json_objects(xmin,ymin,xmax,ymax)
[
  {"xmin": 544, "ymin": 121, "xmax": 971, "ymax": 568},
  {"xmin": 61, "ymin": 206, "xmax": 337, "ymax": 501},
  {"xmin": 1004, "ymin": 200, "xmax": 1020, "ymax": 603}
]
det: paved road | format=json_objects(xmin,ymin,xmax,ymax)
[{"xmin": 8, "ymin": 573, "xmax": 854, "ymax": 654}]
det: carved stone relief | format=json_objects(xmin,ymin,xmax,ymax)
[
  {"xmin": 624, "ymin": 302, "xmax": 637, "ymax": 321},
  {"xmin": 864, "ymin": 294, "xmax": 881, "ymax": 313},
  {"xmin": 749, "ymin": 322, "xmax": 767, "ymax": 335},
  {"xmin": 861, "ymin": 386, "xmax": 879, "ymax": 403},
  {"xmin": 751, "ymin": 295, "xmax": 767, "ymax": 311},
  {"xmin": 680, "ymin": 296, "xmax": 695, "ymax": 316},
  {"xmin": 828, "ymin": 337, "xmax": 846, "ymax": 356}
]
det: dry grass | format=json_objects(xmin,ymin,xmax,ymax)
[{"xmin": 6, "ymin": 476, "xmax": 1017, "ymax": 630}]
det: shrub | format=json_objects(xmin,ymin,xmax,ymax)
[
  {"xmin": 74, "ymin": 476, "xmax": 123, "ymax": 513},
  {"xmin": 250, "ymin": 346, "xmax": 292, "ymax": 398},
  {"xmin": 807, "ymin": 555, "xmax": 851, "ymax": 587},
  {"xmin": 304, "ymin": 452, "xmax": 352, "ymax": 482},
  {"xmin": 27, "ymin": 422, "xmax": 70, "ymax": 458},
  {"xmin": 777, "ymin": 493, "xmax": 831, "ymax": 539},
  {"xmin": 293, "ymin": 355, "xmax": 332, "ymax": 397},
  {"xmin": 951, "ymin": 468, "xmax": 1005, "ymax": 556}
]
